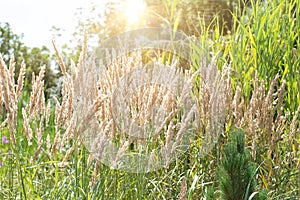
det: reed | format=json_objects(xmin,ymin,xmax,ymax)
[{"xmin": 0, "ymin": 0, "xmax": 299, "ymax": 198}]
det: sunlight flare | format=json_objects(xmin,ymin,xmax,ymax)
[{"xmin": 124, "ymin": 0, "xmax": 146, "ymax": 24}]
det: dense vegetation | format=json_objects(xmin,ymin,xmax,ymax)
[{"xmin": 0, "ymin": 0, "xmax": 299, "ymax": 199}]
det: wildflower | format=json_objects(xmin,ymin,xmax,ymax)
[{"xmin": 2, "ymin": 136, "xmax": 9, "ymax": 144}]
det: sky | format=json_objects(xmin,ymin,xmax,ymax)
[{"xmin": 0, "ymin": 0, "xmax": 107, "ymax": 49}]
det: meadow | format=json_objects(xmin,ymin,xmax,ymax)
[{"xmin": 0, "ymin": 0, "xmax": 299, "ymax": 199}]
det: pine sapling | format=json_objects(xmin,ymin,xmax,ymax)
[{"xmin": 216, "ymin": 129, "xmax": 266, "ymax": 200}]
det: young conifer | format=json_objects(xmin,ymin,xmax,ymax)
[{"xmin": 216, "ymin": 129, "xmax": 267, "ymax": 200}]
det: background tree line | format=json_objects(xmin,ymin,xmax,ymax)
[
  {"xmin": 1, "ymin": 0, "xmax": 232, "ymax": 97},
  {"xmin": 0, "ymin": 0, "xmax": 270, "ymax": 98},
  {"xmin": 0, "ymin": 22, "xmax": 57, "ymax": 98}
]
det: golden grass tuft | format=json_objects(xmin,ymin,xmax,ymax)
[{"xmin": 0, "ymin": 35, "xmax": 298, "ymax": 192}]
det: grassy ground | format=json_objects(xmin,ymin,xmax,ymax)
[{"xmin": 0, "ymin": 0, "xmax": 299, "ymax": 199}]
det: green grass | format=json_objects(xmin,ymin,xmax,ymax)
[{"xmin": 0, "ymin": 0, "xmax": 299, "ymax": 199}]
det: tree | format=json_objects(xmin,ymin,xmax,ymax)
[
  {"xmin": 214, "ymin": 129, "xmax": 267, "ymax": 200},
  {"xmin": 146, "ymin": 0, "xmax": 236, "ymax": 35},
  {"xmin": 50, "ymin": 0, "xmax": 249, "ymax": 70},
  {"xmin": 75, "ymin": 0, "xmax": 241, "ymax": 41},
  {"xmin": 0, "ymin": 22, "xmax": 57, "ymax": 97},
  {"xmin": 26, "ymin": 46, "xmax": 58, "ymax": 97},
  {"xmin": 0, "ymin": 22, "xmax": 28, "ymax": 66}
]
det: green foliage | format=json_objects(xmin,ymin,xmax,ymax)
[
  {"xmin": 0, "ymin": 22, "xmax": 28, "ymax": 66},
  {"xmin": 26, "ymin": 46, "xmax": 58, "ymax": 97},
  {"xmin": 190, "ymin": 0, "xmax": 299, "ymax": 113},
  {"xmin": 64, "ymin": 0, "xmax": 242, "ymax": 54},
  {"xmin": 220, "ymin": 0, "xmax": 299, "ymax": 112},
  {"xmin": 0, "ymin": 0, "xmax": 299, "ymax": 199},
  {"xmin": 0, "ymin": 22, "xmax": 58, "ymax": 97},
  {"xmin": 144, "ymin": 0, "xmax": 238, "ymax": 35},
  {"xmin": 216, "ymin": 129, "xmax": 264, "ymax": 200}
]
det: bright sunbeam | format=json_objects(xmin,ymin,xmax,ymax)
[{"xmin": 124, "ymin": 0, "xmax": 146, "ymax": 24}]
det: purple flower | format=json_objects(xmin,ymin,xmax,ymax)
[{"xmin": 2, "ymin": 136, "xmax": 9, "ymax": 144}]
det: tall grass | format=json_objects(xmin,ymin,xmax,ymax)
[{"xmin": 0, "ymin": 0, "xmax": 299, "ymax": 199}]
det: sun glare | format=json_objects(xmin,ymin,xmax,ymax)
[{"xmin": 124, "ymin": 0, "xmax": 146, "ymax": 25}]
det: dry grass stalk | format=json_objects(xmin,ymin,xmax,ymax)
[
  {"xmin": 16, "ymin": 61, "xmax": 26, "ymax": 99},
  {"xmin": 77, "ymin": 31, "xmax": 87, "ymax": 71},
  {"xmin": 91, "ymin": 128, "xmax": 110, "ymax": 160},
  {"xmin": 0, "ymin": 80, "xmax": 3, "ymax": 114},
  {"xmin": 178, "ymin": 178, "xmax": 187, "ymax": 200},
  {"xmin": 0, "ymin": 119, "xmax": 7, "ymax": 131},
  {"xmin": 0, "ymin": 35, "xmax": 89, "ymax": 164},
  {"xmin": 51, "ymin": 128, "xmax": 61, "ymax": 160},
  {"xmin": 196, "ymin": 57, "xmax": 231, "ymax": 153},
  {"xmin": 31, "ymin": 142, "xmax": 43, "ymax": 163},
  {"xmin": 214, "ymin": 67, "xmax": 299, "ymax": 186},
  {"xmin": 87, "ymin": 154, "xmax": 95, "ymax": 166},
  {"xmin": 249, "ymin": 74, "xmax": 286, "ymax": 157},
  {"xmin": 29, "ymin": 65, "xmax": 46, "ymax": 118},
  {"xmin": 172, "ymin": 105, "xmax": 197, "ymax": 154},
  {"xmin": 90, "ymin": 161, "xmax": 100, "ymax": 188},
  {"xmin": 58, "ymin": 145, "xmax": 75, "ymax": 168},
  {"xmin": 180, "ymin": 55, "xmax": 298, "ymax": 184},
  {"xmin": 8, "ymin": 55, "xmax": 15, "ymax": 81},
  {"xmin": 46, "ymin": 134, "xmax": 51, "ymax": 157},
  {"xmin": 78, "ymin": 50, "xmax": 233, "ymax": 171},
  {"xmin": 56, "ymin": 79, "xmax": 72, "ymax": 128},
  {"xmin": 22, "ymin": 107, "xmax": 33, "ymax": 146},
  {"xmin": 36, "ymin": 115, "xmax": 44, "ymax": 144},
  {"xmin": 111, "ymin": 140, "xmax": 130, "ymax": 169},
  {"xmin": 0, "ymin": 33, "xmax": 298, "ymax": 189},
  {"xmin": 289, "ymin": 105, "xmax": 300, "ymax": 141},
  {"xmin": 45, "ymin": 100, "xmax": 51, "ymax": 126},
  {"xmin": 54, "ymin": 97, "xmax": 61, "ymax": 125},
  {"xmin": 88, "ymin": 53, "xmax": 190, "ymax": 165},
  {"xmin": 0, "ymin": 55, "xmax": 15, "ymax": 112},
  {"xmin": 289, "ymin": 105, "xmax": 300, "ymax": 154},
  {"xmin": 70, "ymin": 60, "xmax": 78, "ymax": 82},
  {"xmin": 52, "ymin": 41, "xmax": 68, "ymax": 77},
  {"xmin": 147, "ymin": 151, "xmax": 156, "ymax": 170},
  {"xmin": 0, "ymin": 54, "xmax": 26, "ymax": 145},
  {"xmin": 49, "ymin": 35, "xmax": 88, "ymax": 162},
  {"xmin": 61, "ymin": 120, "xmax": 74, "ymax": 145},
  {"xmin": 232, "ymin": 85, "xmax": 244, "ymax": 121}
]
